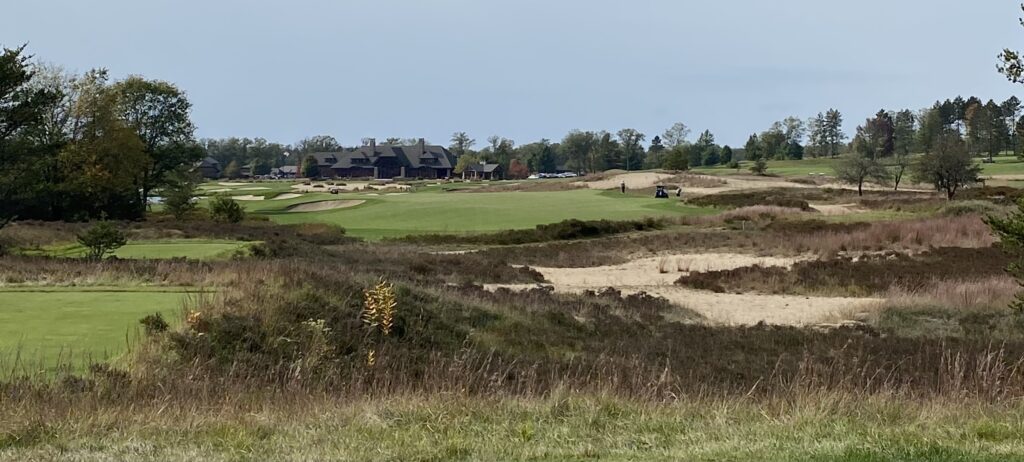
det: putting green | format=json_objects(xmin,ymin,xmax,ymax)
[
  {"xmin": 0, "ymin": 287, "xmax": 198, "ymax": 368},
  {"xmin": 245, "ymin": 188, "xmax": 714, "ymax": 239}
]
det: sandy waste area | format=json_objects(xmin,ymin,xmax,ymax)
[{"xmin": 488, "ymin": 252, "xmax": 879, "ymax": 326}]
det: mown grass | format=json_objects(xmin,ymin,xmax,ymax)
[
  {"xmin": 692, "ymin": 153, "xmax": 1024, "ymax": 179},
  {"xmin": 0, "ymin": 287, "xmax": 196, "ymax": 368},
  {"xmin": 245, "ymin": 189, "xmax": 713, "ymax": 239},
  {"xmin": 20, "ymin": 239, "xmax": 254, "ymax": 260},
  {"xmin": 3, "ymin": 395, "xmax": 1024, "ymax": 461}
]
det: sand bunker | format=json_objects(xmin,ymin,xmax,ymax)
[
  {"xmin": 287, "ymin": 200, "xmax": 365, "ymax": 212},
  {"xmin": 585, "ymin": 172, "xmax": 676, "ymax": 190},
  {"xmin": 810, "ymin": 203, "xmax": 866, "ymax": 216},
  {"xmin": 271, "ymin": 193, "xmax": 303, "ymax": 200},
  {"xmin": 533, "ymin": 253, "xmax": 810, "ymax": 288},
  {"xmin": 291, "ymin": 182, "xmax": 413, "ymax": 193},
  {"xmin": 218, "ymin": 182, "xmax": 247, "ymax": 186},
  {"xmin": 238, "ymin": 187, "xmax": 271, "ymax": 191},
  {"xmin": 231, "ymin": 195, "xmax": 265, "ymax": 201},
  {"xmin": 490, "ymin": 252, "xmax": 878, "ymax": 326}
]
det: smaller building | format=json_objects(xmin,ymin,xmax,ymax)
[
  {"xmin": 464, "ymin": 163, "xmax": 503, "ymax": 180},
  {"xmin": 195, "ymin": 157, "xmax": 222, "ymax": 179},
  {"xmin": 271, "ymin": 166, "xmax": 298, "ymax": 178}
]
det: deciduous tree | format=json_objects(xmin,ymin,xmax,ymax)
[
  {"xmin": 113, "ymin": 76, "xmax": 199, "ymax": 216},
  {"xmin": 616, "ymin": 128, "xmax": 645, "ymax": 171},
  {"xmin": 912, "ymin": 131, "xmax": 981, "ymax": 199},
  {"xmin": 302, "ymin": 155, "xmax": 319, "ymax": 178},
  {"xmin": 662, "ymin": 122, "xmax": 691, "ymax": 148},
  {"xmin": 834, "ymin": 153, "xmax": 889, "ymax": 196},
  {"xmin": 508, "ymin": 158, "xmax": 530, "ymax": 179}
]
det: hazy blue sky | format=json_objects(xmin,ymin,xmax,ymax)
[{"xmin": 4, "ymin": 1, "xmax": 1022, "ymax": 146}]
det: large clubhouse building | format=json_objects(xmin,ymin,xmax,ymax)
[{"xmin": 309, "ymin": 139, "xmax": 455, "ymax": 179}]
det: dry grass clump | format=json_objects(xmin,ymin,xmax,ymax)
[
  {"xmin": 883, "ymin": 277, "xmax": 1020, "ymax": 312},
  {"xmin": 683, "ymin": 205, "xmax": 810, "ymax": 226},
  {"xmin": 765, "ymin": 215, "xmax": 997, "ymax": 256},
  {"xmin": 665, "ymin": 173, "xmax": 728, "ymax": 189},
  {"xmin": 865, "ymin": 277, "xmax": 1024, "ymax": 339},
  {"xmin": 0, "ymin": 221, "xmax": 83, "ymax": 249},
  {"xmin": 675, "ymin": 246, "xmax": 1012, "ymax": 297}
]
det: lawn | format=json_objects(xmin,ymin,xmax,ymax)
[
  {"xmin": 0, "ymin": 287, "xmax": 196, "ymax": 368},
  {"xmin": 246, "ymin": 188, "xmax": 714, "ymax": 239},
  {"xmin": 24, "ymin": 239, "xmax": 253, "ymax": 260}
]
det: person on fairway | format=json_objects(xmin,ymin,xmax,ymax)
[{"xmin": 620, "ymin": 181, "xmax": 626, "ymax": 194}]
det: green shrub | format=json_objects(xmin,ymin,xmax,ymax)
[
  {"xmin": 76, "ymin": 221, "xmax": 127, "ymax": 260},
  {"xmin": 140, "ymin": 312, "xmax": 170, "ymax": 334},
  {"xmin": 209, "ymin": 196, "xmax": 245, "ymax": 223},
  {"xmin": 749, "ymin": 158, "xmax": 768, "ymax": 175}
]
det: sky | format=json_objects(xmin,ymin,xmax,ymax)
[{"xmin": 4, "ymin": 0, "xmax": 1023, "ymax": 147}]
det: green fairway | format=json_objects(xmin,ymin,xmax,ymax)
[
  {"xmin": 693, "ymin": 158, "xmax": 839, "ymax": 177},
  {"xmin": 196, "ymin": 180, "xmax": 298, "ymax": 199},
  {"xmin": 693, "ymin": 154, "xmax": 1024, "ymax": 179},
  {"xmin": 26, "ymin": 239, "xmax": 253, "ymax": 260},
  {"xmin": 244, "ymin": 188, "xmax": 714, "ymax": 239},
  {"xmin": 0, "ymin": 287, "xmax": 196, "ymax": 368},
  {"xmin": 977, "ymin": 155, "xmax": 1024, "ymax": 176}
]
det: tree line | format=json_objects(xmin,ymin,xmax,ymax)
[
  {"xmin": 1, "ymin": 45, "xmax": 200, "ymax": 221},
  {"xmin": 830, "ymin": 96, "xmax": 1023, "ymax": 197}
]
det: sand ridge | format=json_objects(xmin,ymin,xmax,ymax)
[{"xmin": 287, "ymin": 200, "xmax": 366, "ymax": 212}]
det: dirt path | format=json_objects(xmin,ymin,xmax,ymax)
[{"xmin": 491, "ymin": 252, "xmax": 879, "ymax": 326}]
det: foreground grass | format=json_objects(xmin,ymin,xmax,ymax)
[
  {"xmin": 2, "ymin": 396, "xmax": 1024, "ymax": 461},
  {"xmin": 249, "ymin": 189, "xmax": 713, "ymax": 239},
  {"xmin": 0, "ymin": 288, "xmax": 193, "ymax": 367}
]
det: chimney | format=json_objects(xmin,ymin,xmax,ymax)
[
  {"xmin": 369, "ymin": 138, "xmax": 376, "ymax": 153},
  {"xmin": 417, "ymin": 138, "xmax": 426, "ymax": 155}
]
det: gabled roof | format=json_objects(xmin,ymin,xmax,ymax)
[
  {"xmin": 467, "ymin": 163, "xmax": 501, "ymax": 173},
  {"xmin": 196, "ymin": 156, "xmax": 220, "ymax": 168},
  {"xmin": 310, "ymin": 152, "xmax": 340, "ymax": 167},
  {"xmin": 328, "ymin": 143, "xmax": 454, "ymax": 171}
]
